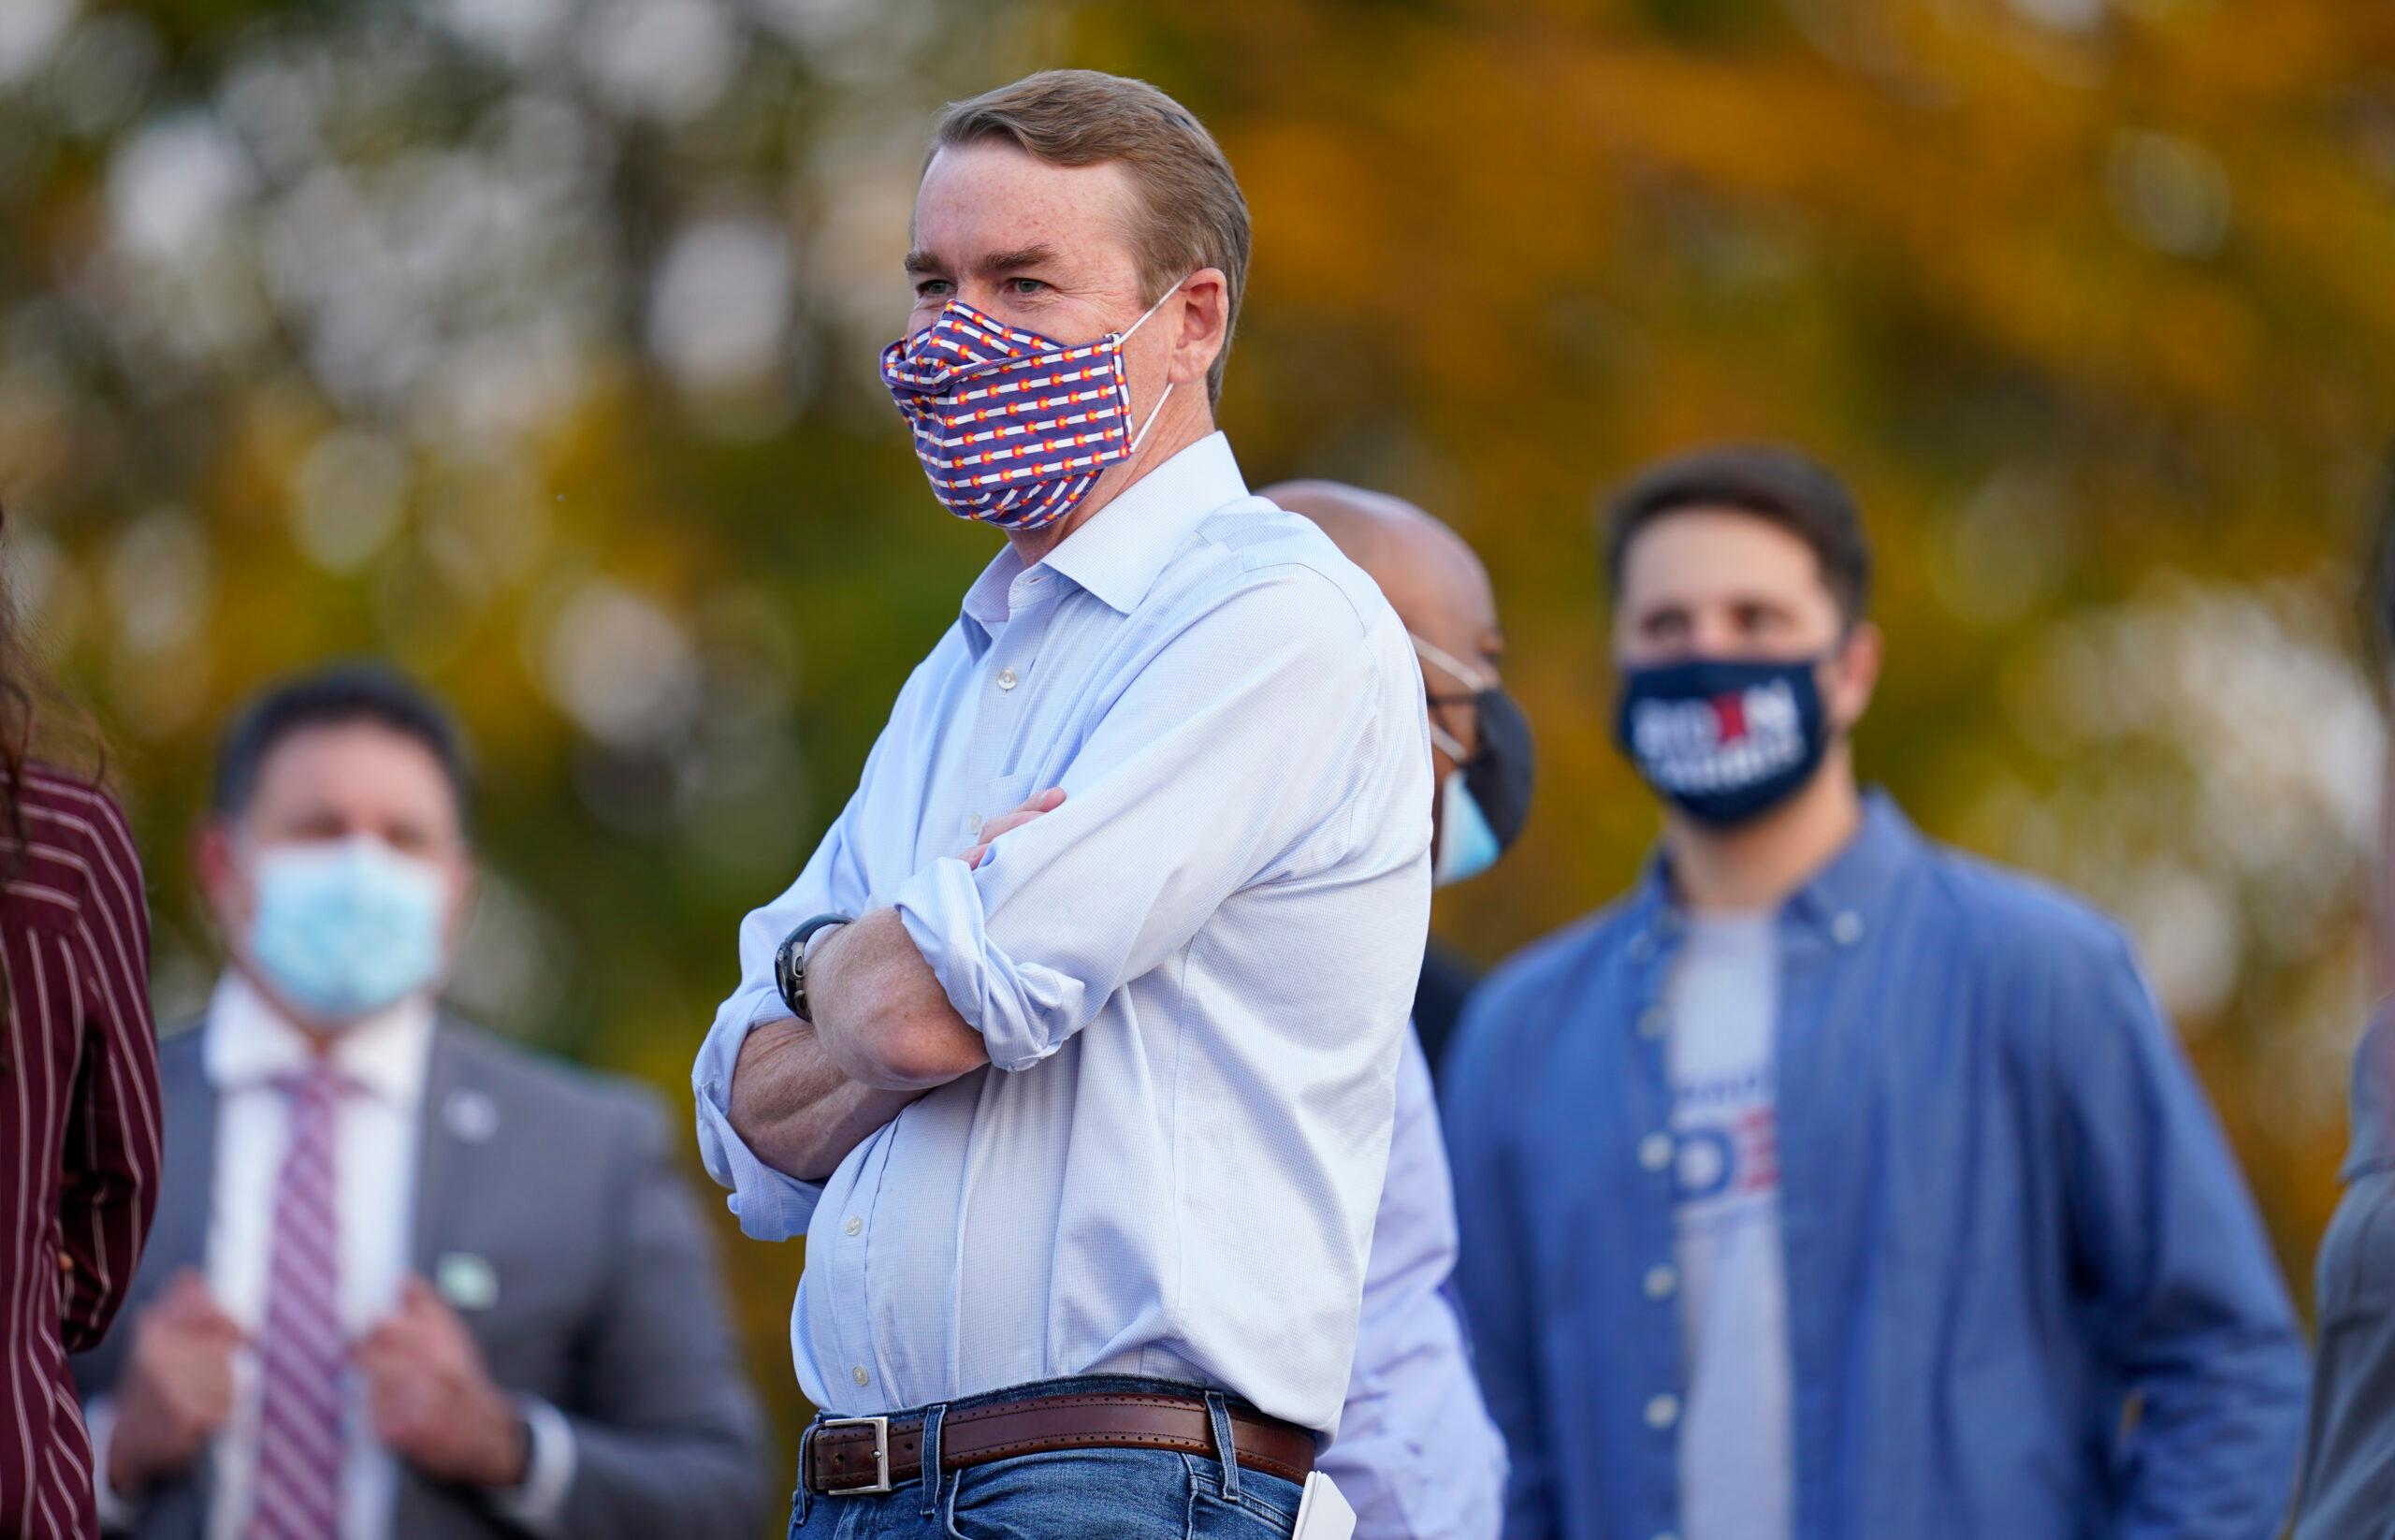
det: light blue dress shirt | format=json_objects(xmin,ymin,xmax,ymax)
[
  {"xmin": 1322, "ymin": 1024, "xmax": 1506, "ymax": 1540},
  {"xmin": 691, "ymin": 433, "xmax": 1432, "ymax": 1439}
]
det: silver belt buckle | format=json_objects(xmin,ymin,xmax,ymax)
[{"xmin": 819, "ymin": 1415, "xmax": 893, "ymax": 1494}]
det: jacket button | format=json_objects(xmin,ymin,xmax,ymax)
[
  {"xmin": 1638, "ymin": 1133, "xmax": 1673, "ymax": 1172},
  {"xmin": 1645, "ymin": 1393, "xmax": 1680, "ymax": 1430}
]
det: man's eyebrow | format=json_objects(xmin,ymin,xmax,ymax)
[
  {"xmin": 903, "ymin": 250, "xmax": 947, "ymax": 277},
  {"xmin": 976, "ymin": 245, "xmax": 1058, "ymax": 275}
]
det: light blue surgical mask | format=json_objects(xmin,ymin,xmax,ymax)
[
  {"xmin": 247, "ymin": 835, "xmax": 448, "ymax": 1024},
  {"xmin": 1433, "ymin": 768, "xmax": 1503, "ymax": 888}
]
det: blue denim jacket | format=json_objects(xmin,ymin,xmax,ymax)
[{"xmin": 1443, "ymin": 794, "xmax": 2306, "ymax": 1540}]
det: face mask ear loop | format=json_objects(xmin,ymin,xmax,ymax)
[
  {"xmin": 1427, "ymin": 717, "xmax": 1471, "ymax": 763},
  {"xmin": 1115, "ymin": 277, "xmax": 1191, "ymax": 459},
  {"xmin": 1114, "ymin": 277, "xmax": 1186, "ymax": 345},
  {"xmin": 1410, "ymin": 632, "xmax": 1492, "ymax": 694},
  {"xmin": 1125, "ymin": 381, "xmax": 1174, "ymax": 456}
]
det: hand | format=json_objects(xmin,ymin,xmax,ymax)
[
  {"xmin": 108, "ymin": 1269, "xmax": 242, "ymax": 1494},
  {"xmin": 961, "ymin": 787, "xmax": 1065, "ymax": 869},
  {"xmin": 355, "ymin": 1275, "xmax": 528, "ymax": 1489}
]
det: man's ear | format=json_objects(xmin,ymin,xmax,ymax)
[
  {"xmin": 1826, "ymin": 620, "xmax": 1883, "ymax": 734},
  {"xmin": 193, "ymin": 821, "xmax": 241, "ymax": 935},
  {"xmin": 1167, "ymin": 267, "xmax": 1230, "ymax": 389},
  {"xmin": 443, "ymin": 860, "xmax": 479, "ymax": 956}
]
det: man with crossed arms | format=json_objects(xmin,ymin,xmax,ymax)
[{"xmin": 693, "ymin": 70, "xmax": 1435, "ymax": 1537}]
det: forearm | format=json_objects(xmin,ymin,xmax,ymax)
[
  {"xmin": 728, "ymin": 1016, "xmax": 921, "ymax": 1184},
  {"xmin": 806, "ymin": 908, "xmax": 989, "ymax": 1091}
]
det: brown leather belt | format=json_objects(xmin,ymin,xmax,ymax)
[{"xmin": 804, "ymin": 1390, "xmax": 1317, "ymax": 1495}]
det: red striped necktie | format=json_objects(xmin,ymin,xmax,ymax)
[{"xmin": 247, "ymin": 1065, "xmax": 349, "ymax": 1540}]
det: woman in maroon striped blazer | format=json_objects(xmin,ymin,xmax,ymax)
[{"xmin": 0, "ymin": 542, "xmax": 161, "ymax": 1540}]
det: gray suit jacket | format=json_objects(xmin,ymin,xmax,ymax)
[{"xmin": 70, "ymin": 1013, "xmax": 769, "ymax": 1540}]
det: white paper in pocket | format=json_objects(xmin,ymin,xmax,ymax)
[{"xmin": 1290, "ymin": 1470, "xmax": 1357, "ymax": 1540}]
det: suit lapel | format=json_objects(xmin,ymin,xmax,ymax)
[
  {"xmin": 149, "ymin": 1030, "xmax": 219, "ymax": 1290},
  {"xmin": 408, "ymin": 1020, "xmax": 467, "ymax": 1273},
  {"xmin": 395, "ymin": 1020, "xmax": 488, "ymax": 1539}
]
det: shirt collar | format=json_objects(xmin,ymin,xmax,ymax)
[
  {"xmin": 951, "ymin": 433, "xmax": 1251, "ymax": 656},
  {"xmin": 203, "ymin": 969, "xmax": 436, "ymax": 1110},
  {"xmin": 1041, "ymin": 431, "xmax": 1249, "ymax": 616},
  {"xmin": 2346, "ymin": 1002, "xmax": 2395, "ymax": 1182},
  {"xmin": 957, "ymin": 548, "xmax": 1029, "ymax": 653},
  {"xmin": 1630, "ymin": 789, "xmax": 1923, "ymax": 943}
]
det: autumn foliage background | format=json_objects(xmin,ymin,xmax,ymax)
[{"xmin": 8, "ymin": 0, "xmax": 2395, "ymax": 1504}]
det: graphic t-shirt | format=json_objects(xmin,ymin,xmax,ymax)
[{"xmin": 1666, "ymin": 909, "xmax": 1792, "ymax": 1540}]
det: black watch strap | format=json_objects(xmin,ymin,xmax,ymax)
[{"xmin": 775, "ymin": 912, "xmax": 853, "ymax": 1023}]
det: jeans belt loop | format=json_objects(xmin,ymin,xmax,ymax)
[
  {"xmin": 919, "ymin": 1402, "xmax": 948, "ymax": 1517},
  {"xmin": 1203, "ymin": 1390, "xmax": 1242, "ymax": 1503}
]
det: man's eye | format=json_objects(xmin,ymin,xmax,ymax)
[
  {"xmin": 914, "ymin": 279, "xmax": 953, "ymax": 298},
  {"xmin": 1007, "ymin": 277, "xmax": 1047, "ymax": 296}
]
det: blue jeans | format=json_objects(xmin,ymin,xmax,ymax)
[{"xmin": 787, "ymin": 1375, "xmax": 1303, "ymax": 1539}]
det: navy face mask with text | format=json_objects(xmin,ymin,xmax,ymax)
[{"xmin": 1614, "ymin": 656, "xmax": 1830, "ymax": 826}]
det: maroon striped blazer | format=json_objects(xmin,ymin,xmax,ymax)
[{"xmin": 0, "ymin": 766, "xmax": 159, "ymax": 1540}]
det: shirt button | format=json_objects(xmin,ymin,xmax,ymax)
[
  {"xmin": 995, "ymin": 667, "xmax": 1020, "ymax": 691},
  {"xmin": 1637, "ymin": 1007, "xmax": 1668, "ymax": 1041},
  {"xmin": 844, "ymin": 1216, "xmax": 863, "ymax": 1237},
  {"xmin": 851, "ymin": 1365, "xmax": 870, "ymax": 1387},
  {"xmin": 1646, "ymin": 1392, "xmax": 1680, "ymax": 1430},
  {"xmin": 967, "ymin": 813, "xmax": 984, "ymax": 835},
  {"xmin": 1644, "ymin": 1264, "xmax": 1678, "ymax": 1300},
  {"xmin": 1638, "ymin": 1132, "xmax": 1673, "ymax": 1172},
  {"xmin": 1833, "ymin": 910, "xmax": 1865, "ymax": 946}
]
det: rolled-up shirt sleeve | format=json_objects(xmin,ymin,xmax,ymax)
[
  {"xmin": 692, "ymin": 726, "xmax": 891, "ymax": 1240},
  {"xmin": 892, "ymin": 571, "xmax": 1401, "ymax": 1073}
]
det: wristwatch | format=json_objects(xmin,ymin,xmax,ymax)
[{"xmin": 775, "ymin": 912, "xmax": 853, "ymax": 1024}]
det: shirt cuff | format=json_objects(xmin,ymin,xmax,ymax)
[
  {"xmin": 84, "ymin": 1399, "xmax": 140, "ymax": 1532},
  {"xmin": 691, "ymin": 992, "xmax": 826, "ymax": 1240},
  {"xmin": 482, "ymin": 1396, "xmax": 576, "ymax": 1535},
  {"xmin": 892, "ymin": 854, "xmax": 1082, "ymax": 1074}
]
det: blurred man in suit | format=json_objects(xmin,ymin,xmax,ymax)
[
  {"xmin": 1267, "ymin": 479, "xmax": 1528, "ymax": 1540},
  {"xmin": 73, "ymin": 665, "xmax": 764, "ymax": 1540}
]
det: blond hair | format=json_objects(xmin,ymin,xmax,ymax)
[{"xmin": 932, "ymin": 70, "xmax": 1252, "ymax": 406}]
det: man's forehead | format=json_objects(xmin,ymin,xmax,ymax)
[
  {"xmin": 249, "ymin": 721, "xmax": 458, "ymax": 818},
  {"xmin": 1622, "ymin": 508, "xmax": 1827, "ymax": 599},
  {"xmin": 910, "ymin": 141, "xmax": 1139, "ymax": 269}
]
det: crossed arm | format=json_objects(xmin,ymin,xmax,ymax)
[{"xmin": 725, "ymin": 793, "xmax": 1059, "ymax": 1182}]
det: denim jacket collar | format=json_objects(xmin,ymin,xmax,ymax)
[{"xmin": 1627, "ymin": 789, "xmax": 1923, "ymax": 950}]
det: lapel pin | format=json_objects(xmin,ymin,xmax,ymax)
[
  {"xmin": 435, "ymin": 1251, "xmax": 500, "ymax": 1312},
  {"xmin": 444, "ymin": 1087, "xmax": 499, "ymax": 1143}
]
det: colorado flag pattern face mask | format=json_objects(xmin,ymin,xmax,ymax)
[{"xmin": 878, "ymin": 284, "xmax": 1179, "ymax": 532}]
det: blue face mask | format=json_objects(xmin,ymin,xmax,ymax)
[
  {"xmin": 1615, "ymin": 655, "xmax": 1831, "ymax": 826},
  {"xmin": 247, "ymin": 836, "xmax": 449, "ymax": 1024},
  {"xmin": 1433, "ymin": 769, "xmax": 1504, "ymax": 887}
]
